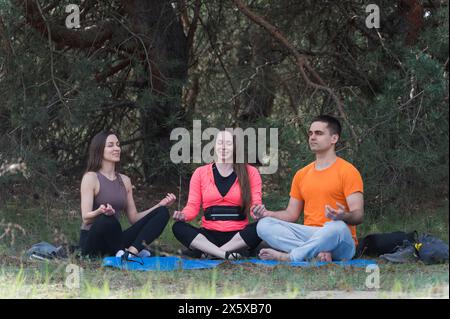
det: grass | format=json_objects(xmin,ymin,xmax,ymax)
[
  {"xmin": 0, "ymin": 259, "xmax": 448, "ymax": 298},
  {"xmin": 0, "ymin": 191, "xmax": 448, "ymax": 299}
]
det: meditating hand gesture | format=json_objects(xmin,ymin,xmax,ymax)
[
  {"xmin": 98, "ymin": 203, "xmax": 115, "ymax": 216},
  {"xmin": 251, "ymin": 204, "xmax": 269, "ymax": 220},
  {"xmin": 159, "ymin": 193, "xmax": 177, "ymax": 207},
  {"xmin": 172, "ymin": 210, "xmax": 186, "ymax": 222},
  {"xmin": 325, "ymin": 202, "xmax": 347, "ymax": 221}
]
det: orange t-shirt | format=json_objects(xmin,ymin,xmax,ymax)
[{"xmin": 289, "ymin": 157, "xmax": 363, "ymax": 243}]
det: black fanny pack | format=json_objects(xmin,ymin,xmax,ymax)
[{"xmin": 204, "ymin": 206, "xmax": 246, "ymax": 221}]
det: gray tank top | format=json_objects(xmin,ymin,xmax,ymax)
[{"xmin": 81, "ymin": 172, "xmax": 127, "ymax": 230}]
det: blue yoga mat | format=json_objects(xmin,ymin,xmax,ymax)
[{"xmin": 102, "ymin": 256, "xmax": 376, "ymax": 271}]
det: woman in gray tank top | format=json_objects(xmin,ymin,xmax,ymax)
[{"xmin": 79, "ymin": 131, "xmax": 176, "ymax": 260}]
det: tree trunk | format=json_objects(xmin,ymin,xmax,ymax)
[
  {"xmin": 124, "ymin": 0, "xmax": 188, "ymax": 182},
  {"xmin": 237, "ymin": 28, "xmax": 277, "ymax": 124}
]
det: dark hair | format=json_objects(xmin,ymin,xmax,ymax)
[
  {"xmin": 85, "ymin": 131, "xmax": 120, "ymax": 173},
  {"xmin": 311, "ymin": 115, "xmax": 342, "ymax": 138},
  {"xmin": 216, "ymin": 130, "xmax": 252, "ymax": 216},
  {"xmin": 233, "ymin": 142, "xmax": 252, "ymax": 216}
]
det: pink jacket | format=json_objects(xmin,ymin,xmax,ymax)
[{"xmin": 182, "ymin": 163, "xmax": 262, "ymax": 232}]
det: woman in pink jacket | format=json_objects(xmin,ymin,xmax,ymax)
[{"xmin": 172, "ymin": 130, "xmax": 263, "ymax": 259}]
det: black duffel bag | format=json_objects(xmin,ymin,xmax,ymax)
[{"xmin": 355, "ymin": 231, "xmax": 417, "ymax": 257}]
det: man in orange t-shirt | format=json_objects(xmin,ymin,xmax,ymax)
[{"xmin": 252, "ymin": 115, "xmax": 364, "ymax": 262}]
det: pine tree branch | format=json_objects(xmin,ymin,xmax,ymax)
[
  {"xmin": 16, "ymin": 0, "xmax": 115, "ymax": 49},
  {"xmin": 231, "ymin": 0, "xmax": 358, "ymax": 143}
]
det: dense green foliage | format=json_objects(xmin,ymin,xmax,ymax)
[{"xmin": 0, "ymin": 0, "xmax": 448, "ymax": 213}]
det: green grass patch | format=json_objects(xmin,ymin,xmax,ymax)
[{"xmin": 0, "ymin": 195, "xmax": 448, "ymax": 298}]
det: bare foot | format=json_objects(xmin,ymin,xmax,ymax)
[
  {"xmin": 317, "ymin": 252, "xmax": 332, "ymax": 262},
  {"xmin": 259, "ymin": 248, "xmax": 290, "ymax": 261}
]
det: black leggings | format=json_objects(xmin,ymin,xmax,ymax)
[
  {"xmin": 79, "ymin": 206, "xmax": 170, "ymax": 257},
  {"xmin": 172, "ymin": 221, "xmax": 262, "ymax": 250}
]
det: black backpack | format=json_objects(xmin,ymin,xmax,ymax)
[
  {"xmin": 357, "ymin": 231, "xmax": 449, "ymax": 265},
  {"xmin": 415, "ymin": 233, "xmax": 449, "ymax": 265}
]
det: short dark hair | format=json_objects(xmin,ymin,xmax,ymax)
[{"xmin": 311, "ymin": 115, "xmax": 342, "ymax": 137}]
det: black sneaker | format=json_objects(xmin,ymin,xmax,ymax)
[
  {"xmin": 225, "ymin": 251, "xmax": 242, "ymax": 260},
  {"xmin": 120, "ymin": 250, "xmax": 144, "ymax": 266},
  {"xmin": 200, "ymin": 252, "xmax": 214, "ymax": 259},
  {"xmin": 379, "ymin": 240, "xmax": 419, "ymax": 263}
]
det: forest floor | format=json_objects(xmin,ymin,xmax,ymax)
[{"xmin": 0, "ymin": 182, "xmax": 448, "ymax": 299}]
